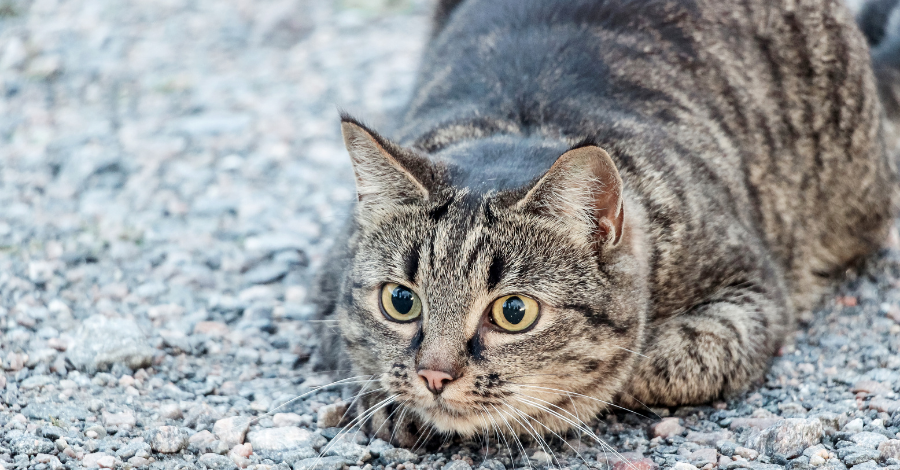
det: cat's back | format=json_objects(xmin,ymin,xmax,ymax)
[{"xmin": 404, "ymin": 0, "xmax": 897, "ymax": 312}]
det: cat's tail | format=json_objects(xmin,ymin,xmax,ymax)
[{"xmin": 857, "ymin": 0, "xmax": 900, "ymax": 143}]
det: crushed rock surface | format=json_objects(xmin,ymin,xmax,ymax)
[{"xmin": 1, "ymin": 1, "xmax": 900, "ymax": 469}]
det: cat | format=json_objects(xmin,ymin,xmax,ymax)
[{"xmin": 312, "ymin": 0, "xmax": 900, "ymax": 444}]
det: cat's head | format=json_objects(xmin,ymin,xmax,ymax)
[{"xmin": 334, "ymin": 115, "xmax": 650, "ymax": 436}]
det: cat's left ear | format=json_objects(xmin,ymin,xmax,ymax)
[
  {"xmin": 516, "ymin": 144, "xmax": 624, "ymax": 249},
  {"xmin": 340, "ymin": 116, "xmax": 436, "ymax": 216}
]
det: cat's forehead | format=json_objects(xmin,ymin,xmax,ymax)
[{"xmin": 430, "ymin": 135, "xmax": 569, "ymax": 195}]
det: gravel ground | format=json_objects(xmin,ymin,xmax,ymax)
[{"xmin": 1, "ymin": 1, "xmax": 900, "ymax": 470}]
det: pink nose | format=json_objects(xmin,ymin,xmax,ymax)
[{"xmin": 417, "ymin": 369, "xmax": 455, "ymax": 394}]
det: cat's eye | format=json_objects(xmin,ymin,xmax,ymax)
[
  {"xmin": 380, "ymin": 283, "xmax": 423, "ymax": 322},
  {"xmin": 490, "ymin": 295, "xmax": 540, "ymax": 332}
]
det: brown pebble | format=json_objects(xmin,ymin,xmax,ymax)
[{"xmin": 650, "ymin": 417, "xmax": 684, "ymax": 438}]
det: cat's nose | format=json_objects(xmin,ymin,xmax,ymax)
[{"xmin": 417, "ymin": 369, "xmax": 455, "ymax": 394}]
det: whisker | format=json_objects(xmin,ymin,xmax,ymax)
[
  {"xmin": 615, "ymin": 346, "xmax": 649, "ymax": 359},
  {"xmin": 508, "ymin": 403, "xmax": 595, "ymax": 470},
  {"xmin": 313, "ymin": 394, "xmax": 398, "ymax": 469},
  {"xmin": 412, "ymin": 421, "xmax": 438, "ymax": 453},
  {"xmin": 512, "ymin": 394, "xmax": 639, "ymax": 470},
  {"xmin": 617, "ymin": 391, "xmax": 662, "ymax": 420},
  {"xmin": 514, "ymin": 383, "xmax": 651, "ymax": 419},
  {"xmin": 491, "ymin": 404, "xmax": 532, "ymax": 469},
  {"xmin": 248, "ymin": 375, "xmax": 377, "ymax": 425},
  {"xmin": 501, "ymin": 404, "xmax": 561, "ymax": 469},
  {"xmin": 338, "ymin": 378, "xmax": 381, "ymax": 424},
  {"xmin": 387, "ymin": 401, "xmax": 410, "ymax": 445},
  {"xmin": 481, "ymin": 404, "xmax": 517, "ymax": 468}
]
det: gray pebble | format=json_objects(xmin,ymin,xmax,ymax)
[
  {"xmin": 292, "ymin": 456, "xmax": 351, "ymax": 470},
  {"xmin": 198, "ymin": 453, "xmax": 239, "ymax": 470},
  {"xmin": 379, "ymin": 448, "xmax": 419, "ymax": 465},
  {"xmin": 8, "ymin": 431, "xmax": 55, "ymax": 455},
  {"xmin": 66, "ymin": 315, "xmax": 155, "ymax": 373},
  {"xmin": 442, "ymin": 461, "xmax": 472, "ymax": 470},
  {"xmin": 146, "ymin": 426, "xmax": 190, "ymax": 454}
]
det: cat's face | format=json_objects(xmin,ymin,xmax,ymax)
[{"xmin": 335, "ymin": 118, "xmax": 649, "ymax": 436}]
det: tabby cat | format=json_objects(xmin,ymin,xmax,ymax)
[{"xmin": 312, "ymin": 0, "xmax": 900, "ymax": 442}]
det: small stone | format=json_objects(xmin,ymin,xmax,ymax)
[
  {"xmin": 442, "ymin": 461, "xmax": 472, "ymax": 470},
  {"xmin": 160, "ymin": 403, "xmax": 183, "ymax": 420},
  {"xmin": 82, "ymin": 452, "xmax": 110, "ymax": 468},
  {"xmin": 199, "ymin": 453, "xmax": 239, "ymax": 470},
  {"xmin": 851, "ymin": 380, "xmax": 892, "ymax": 395},
  {"xmin": 672, "ymin": 464, "xmax": 699, "ymax": 470},
  {"xmin": 21, "ymin": 374, "xmax": 54, "ymax": 389},
  {"xmin": 317, "ymin": 402, "xmax": 349, "ymax": 429},
  {"xmin": 40, "ymin": 426, "xmax": 65, "ymax": 441},
  {"xmin": 247, "ymin": 427, "xmax": 325, "ymax": 452},
  {"xmin": 380, "ymin": 448, "xmax": 419, "ymax": 464},
  {"xmin": 85, "ymin": 425, "xmax": 107, "ymax": 439},
  {"xmin": 273, "ymin": 413, "xmax": 305, "ymax": 427},
  {"xmin": 292, "ymin": 457, "xmax": 350, "ymax": 470},
  {"xmin": 729, "ymin": 417, "xmax": 781, "ymax": 430},
  {"xmin": 606, "ymin": 452, "xmax": 658, "ymax": 470},
  {"xmin": 66, "ymin": 315, "xmax": 155, "ymax": 373},
  {"xmin": 837, "ymin": 446, "xmax": 880, "ymax": 465},
  {"xmin": 688, "ymin": 448, "xmax": 717, "ymax": 466},
  {"xmin": 229, "ymin": 443, "xmax": 253, "ymax": 468},
  {"xmin": 844, "ymin": 418, "xmax": 865, "ymax": 433},
  {"xmin": 848, "ymin": 461, "xmax": 879, "ymax": 470},
  {"xmin": 851, "ymin": 432, "xmax": 888, "ymax": 449},
  {"xmin": 214, "ymin": 417, "xmax": 252, "ymax": 447},
  {"xmin": 734, "ymin": 447, "xmax": 759, "ymax": 460},
  {"xmin": 751, "ymin": 418, "xmax": 823, "ymax": 459},
  {"xmin": 650, "ymin": 417, "xmax": 684, "ymax": 438},
  {"xmin": 194, "ymin": 321, "xmax": 230, "ymax": 337},
  {"xmin": 881, "ymin": 440, "xmax": 900, "ymax": 461},
  {"xmin": 367, "ymin": 438, "xmax": 392, "ymax": 457},
  {"xmin": 146, "ymin": 426, "xmax": 189, "ymax": 453},
  {"xmin": 231, "ymin": 443, "xmax": 253, "ymax": 458},
  {"xmin": 717, "ymin": 440, "xmax": 738, "ymax": 457},
  {"xmin": 530, "ymin": 451, "xmax": 551, "ymax": 465},
  {"xmin": 808, "ymin": 454, "xmax": 826, "ymax": 466},
  {"xmin": 116, "ymin": 439, "xmax": 151, "ymax": 459},
  {"xmin": 686, "ymin": 430, "xmax": 733, "ymax": 446},
  {"xmin": 869, "ymin": 398, "xmax": 900, "ymax": 413},
  {"xmin": 21, "ymin": 403, "xmax": 90, "ymax": 421},
  {"xmin": 323, "ymin": 441, "xmax": 370, "ymax": 462},
  {"xmin": 128, "ymin": 456, "xmax": 150, "ymax": 467},
  {"xmin": 185, "ymin": 403, "xmax": 224, "ymax": 429},
  {"xmin": 102, "ymin": 411, "xmax": 136, "ymax": 429},
  {"xmin": 8, "ymin": 431, "xmax": 55, "ymax": 455}
]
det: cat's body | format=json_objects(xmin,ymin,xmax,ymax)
[{"xmin": 313, "ymin": 0, "xmax": 900, "ymax": 441}]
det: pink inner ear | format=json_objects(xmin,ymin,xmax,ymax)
[
  {"xmin": 519, "ymin": 144, "xmax": 624, "ymax": 248},
  {"xmin": 593, "ymin": 159, "xmax": 625, "ymax": 246}
]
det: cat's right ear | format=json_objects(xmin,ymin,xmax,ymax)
[
  {"xmin": 516, "ymin": 144, "xmax": 624, "ymax": 250},
  {"xmin": 341, "ymin": 116, "xmax": 434, "ymax": 216}
]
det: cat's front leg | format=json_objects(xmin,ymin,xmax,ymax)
[{"xmin": 621, "ymin": 282, "xmax": 790, "ymax": 407}]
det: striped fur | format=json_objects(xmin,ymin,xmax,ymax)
[{"xmin": 313, "ymin": 0, "xmax": 899, "ymax": 440}]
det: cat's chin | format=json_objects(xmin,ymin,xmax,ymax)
[{"xmin": 409, "ymin": 405, "xmax": 485, "ymax": 437}]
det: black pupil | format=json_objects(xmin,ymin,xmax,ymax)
[
  {"xmin": 391, "ymin": 286, "xmax": 415, "ymax": 315},
  {"xmin": 502, "ymin": 297, "xmax": 527, "ymax": 324}
]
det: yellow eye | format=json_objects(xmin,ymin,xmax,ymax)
[
  {"xmin": 490, "ymin": 295, "xmax": 540, "ymax": 332},
  {"xmin": 380, "ymin": 283, "xmax": 422, "ymax": 322}
]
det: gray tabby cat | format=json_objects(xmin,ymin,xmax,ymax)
[{"xmin": 312, "ymin": 0, "xmax": 900, "ymax": 441}]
